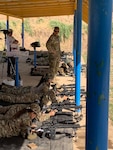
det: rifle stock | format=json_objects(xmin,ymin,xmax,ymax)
[{"xmin": 42, "ymin": 100, "xmax": 82, "ymax": 112}]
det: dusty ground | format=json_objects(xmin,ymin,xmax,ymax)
[{"xmin": 0, "ymin": 52, "xmax": 113, "ymax": 150}]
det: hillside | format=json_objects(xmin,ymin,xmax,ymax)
[{"xmin": 0, "ymin": 14, "xmax": 88, "ymax": 53}]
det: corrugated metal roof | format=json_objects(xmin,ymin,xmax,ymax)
[{"xmin": 0, "ymin": 0, "xmax": 88, "ymax": 23}]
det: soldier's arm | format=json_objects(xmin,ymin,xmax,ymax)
[
  {"xmin": 46, "ymin": 36, "xmax": 56, "ymax": 54},
  {"xmin": 38, "ymin": 110, "xmax": 56, "ymax": 122},
  {"xmin": 0, "ymin": 106, "xmax": 11, "ymax": 114}
]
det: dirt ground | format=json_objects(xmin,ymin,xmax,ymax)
[{"xmin": 0, "ymin": 52, "xmax": 113, "ymax": 150}]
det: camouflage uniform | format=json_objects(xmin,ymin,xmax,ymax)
[
  {"xmin": 0, "ymin": 113, "xmax": 29, "ymax": 138},
  {"xmin": 0, "ymin": 82, "xmax": 50, "ymax": 104},
  {"xmin": 0, "ymin": 103, "xmax": 51, "ymax": 138},
  {"xmin": 0, "ymin": 92, "xmax": 39, "ymax": 104},
  {"xmin": 57, "ymin": 67, "xmax": 65, "ymax": 76},
  {"xmin": 1, "ymin": 84, "xmax": 32, "ymax": 95},
  {"xmin": 46, "ymin": 32, "xmax": 61, "ymax": 79},
  {"xmin": 0, "ymin": 104, "xmax": 29, "ymax": 120},
  {"xmin": 0, "ymin": 103, "xmax": 40, "ymax": 120},
  {"xmin": 0, "ymin": 104, "xmax": 40, "ymax": 138},
  {"xmin": 41, "ymin": 89, "xmax": 56, "ymax": 106}
]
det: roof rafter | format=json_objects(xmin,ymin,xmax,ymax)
[{"xmin": 0, "ymin": 0, "xmax": 88, "ymax": 23}]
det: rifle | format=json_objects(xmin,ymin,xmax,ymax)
[
  {"xmin": 28, "ymin": 111, "xmax": 83, "ymax": 140},
  {"xmin": 31, "ymin": 120, "xmax": 81, "ymax": 140},
  {"xmin": 42, "ymin": 100, "xmax": 82, "ymax": 112}
]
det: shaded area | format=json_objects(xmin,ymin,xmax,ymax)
[
  {"xmin": 0, "ymin": 132, "xmax": 74, "ymax": 150},
  {"xmin": 0, "ymin": 136, "xmax": 26, "ymax": 150},
  {"xmin": 108, "ymin": 140, "xmax": 113, "ymax": 149}
]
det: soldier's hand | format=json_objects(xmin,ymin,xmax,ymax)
[
  {"xmin": 31, "ymin": 123, "xmax": 37, "ymax": 128},
  {"xmin": 49, "ymin": 110, "xmax": 57, "ymax": 116},
  {"xmin": 31, "ymin": 129, "xmax": 36, "ymax": 133}
]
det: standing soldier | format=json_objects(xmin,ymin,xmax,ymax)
[
  {"xmin": 46, "ymin": 27, "xmax": 61, "ymax": 81},
  {"xmin": 6, "ymin": 29, "xmax": 19, "ymax": 77}
]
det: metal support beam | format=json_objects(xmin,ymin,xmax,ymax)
[
  {"xmin": 73, "ymin": 11, "xmax": 77, "ymax": 76},
  {"xmin": 86, "ymin": 0, "xmax": 112, "ymax": 149},
  {"xmin": 22, "ymin": 18, "xmax": 24, "ymax": 48},
  {"xmin": 76, "ymin": 0, "xmax": 82, "ymax": 108},
  {"xmin": 15, "ymin": 57, "xmax": 20, "ymax": 87},
  {"xmin": 6, "ymin": 16, "xmax": 9, "ymax": 30},
  {"xmin": 34, "ymin": 47, "xmax": 37, "ymax": 68}
]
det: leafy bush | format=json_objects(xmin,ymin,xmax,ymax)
[
  {"xmin": 109, "ymin": 103, "xmax": 113, "ymax": 121},
  {"xmin": 36, "ymin": 18, "xmax": 44, "ymax": 24},
  {"xmin": 0, "ymin": 21, "xmax": 6, "ymax": 29},
  {"xmin": 49, "ymin": 20, "xmax": 73, "ymax": 42},
  {"xmin": 11, "ymin": 21, "xmax": 17, "ymax": 27},
  {"xmin": 82, "ymin": 24, "xmax": 88, "ymax": 34},
  {"xmin": 24, "ymin": 19, "xmax": 34, "ymax": 36},
  {"xmin": 112, "ymin": 23, "xmax": 113, "ymax": 34}
]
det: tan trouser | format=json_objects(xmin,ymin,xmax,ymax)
[{"xmin": 48, "ymin": 54, "xmax": 60, "ymax": 79}]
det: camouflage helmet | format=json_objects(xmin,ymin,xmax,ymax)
[
  {"xmin": 30, "ymin": 103, "xmax": 40, "ymax": 116},
  {"xmin": 48, "ymin": 89, "xmax": 57, "ymax": 103},
  {"xmin": 61, "ymin": 63, "xmax": 67, "ymax": 68},
  {"xmin": 42, "ymin": 95, "xmax": 52, "ymax": 106},
  {"xmin": 8, "ymin": 29, "xmax": 13, "ymax": 34},
  {"xmin": 47, "ymin": 73, "xmax": 54, "ymax": 80}
]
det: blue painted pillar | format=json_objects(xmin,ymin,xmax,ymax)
[
  {"xmin": 76, "ymin": 0, "xmax": 82, "ymax": 107},
  {"xmin": 5, "ymin": 16, "xmax": 9, "ymax": 50},
  {"xmin": 15, "ymin": 57, "xmax": 20, "ymax": 87},
  {"xmin": 34, "ymin": 47, "xmax": 37, "ymax": 68},
  {"xmin": 22, "ymin": 18, "xmax": 24, "ymax": 48},
  {"xmin": 73, "ymin": 10, "xmax": 77, "ymax": 76},
  {"xmin": 86, "ymin": 0, "xmax": 112, "ymax": 150},
  {"xmin": 6, "ymin": 16, "xmax": 9, "ymax": 30}
]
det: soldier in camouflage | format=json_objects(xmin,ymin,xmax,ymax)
[
  {"xmin": 0, "ymin": 103, "xmax": 56, "ymax": 138},
  {"xmin": 0, "ymin": 78, "xmax": 56, "ymax": 104},
  {"xmin": 0, "ymin": 88, "xmax": 56, "ymax": 121},
  {"xmin": 46, "ymin": 26, "xmax": 61, "ymax": 80},
  {"xmin": 0, "ymin": 103, "xmax": 40, "ymax": 138}
]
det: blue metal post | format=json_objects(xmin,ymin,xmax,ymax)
[
  {"xmin": 73, "ymin": 11, "xmax": 77, "ymax": 76},
  {"xmin": 86, "ymin": 0, "xmax": 112, "ymax": 150},
  {"xmin": 34, "ymin": 47, "xmax": 37, "ymax": 68},
  {"xmin": 5, "ymin": 16, "xmax": 9, "ymax": 50},
  {"xmin": 22, "ymin": 18, "xmax": 24, "ymax": 48},
  {"xmin": 15, "ymin": 57, "xmax": 20, "ymax": 87},
  {"xmin": 6, "ymin": 16, "xmax": 9, "ymax": 30},
  {"xmin": 76, "ymin": 0, "xmax": 82, "ymax": 107}
]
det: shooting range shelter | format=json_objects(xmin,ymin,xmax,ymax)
[{"xmin": 0, "ymin": 0, "xmax": 112, "ymax": 149}]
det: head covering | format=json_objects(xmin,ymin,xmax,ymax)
[
  {"xmin": 42, "ymin": 95, "xmax": 52, "ymax": 106},
  {"xmin": 48, "ymin": 89, "xmax": 57, "ymax": 103},
  {"xmin": 30, "ymin": 103, "xmax": 40, "ymax": 116},
  {"xmin": 47, "ymin": 73, "xmax": 54, "ymax": 80},
  {"xmin": 8, "ymin": 29, "xmax": 13, "ymax": 33}
]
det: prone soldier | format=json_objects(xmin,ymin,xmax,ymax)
[
  {"xmin": 0, "ymin": 76, "xmax": 56, "ymax": 104},
  {"xmin": 0, "ymin": 103, "xmax": 56, "ymax": 138}
]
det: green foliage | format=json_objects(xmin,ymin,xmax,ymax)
[
  {"xmin": 36, "ymin": 18, "xmax": 44, "ymax": 24},
  {"xmin": 112, "ymin": 23, "xmax": 113, "ymax": 34},
  {"xmin": 49, "ymin": 20, "xmax": 73, "ymax": 42},
  {"xmin": 11, "ymin": 21, "xmax": 17, "ymax": 27},
  {"xmin": 0, "ymin": 21, "xmax": 6, "ymax": 29},
  {"xmin": 111, "ymin": 43, "xmax": 113, "ymax": 48},
  {"xmin": 82, "ymin": 52, "xmax": 87, "ymax": 63},
  {"xmin": 24, "ymin": 19, "xmax": 34, "ymax": 36},
  {"xmin": 109, "ymin": 103, "xmax": 113, "ymax": 121},
  {"xmin": 82, "ymin": 24, "xmax": 88, "ymax": 34}
]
